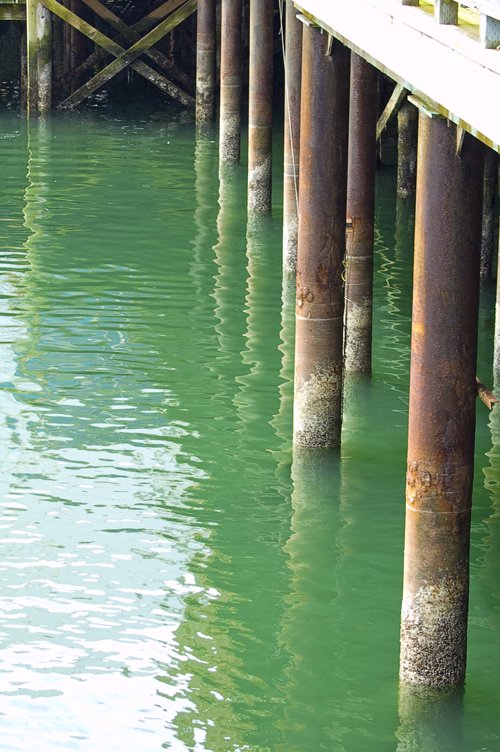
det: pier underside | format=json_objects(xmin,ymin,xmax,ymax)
[{"xmin": 295, "ymin": 0, "xmax": 500, "ymax": 152}]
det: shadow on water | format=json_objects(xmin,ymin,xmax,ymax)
[{"xmin": 396, "ymin": 685, "xmax": 465, "ymax": 752}]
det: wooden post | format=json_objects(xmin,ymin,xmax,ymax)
[
  {"xmin": 26, "ymin": 0, "xmax": 39, "ymax": 115},
  {"xmin": 345, "ymin": 54, "xmax": 378, "ymax": 374},
  {"xmin": 196, "ymin": 0, "xmax": 216, "ymax": 125},
  {"xmin": 400, "ymin": 113, "xmax": 483, "ymax": 687},
  {"xmin": 293, "ymin": 27, "xmax": 350, "ymax": 448},
  {"xmin": 20, "ymin": 27, "xmax": 28, "ymax": 111},
  {"xmin": 219, "ymin": 0, "xmax": 242, "ymax": 165},
  {"xmin": 435, "ymin": 0, "xmax": 458, "ymax": 24},
  {"xmin": 397, "ymin": 100, "xmax": 418, "ymax": 200},
  {"xmin": 283, "ymin": 0, "xmax": 302, "ymax": 275},
  {"xmin": 38, "ymin": 2, "xmax": 53, "ymax": 113},
  {"xmin": 248, "ymin": 0, "xmax": 273, "ymax": 215}
]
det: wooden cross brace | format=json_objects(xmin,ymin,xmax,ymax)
[{"xmin": 38, "ymin": 0, "xmax": 197, "ymax": 109}]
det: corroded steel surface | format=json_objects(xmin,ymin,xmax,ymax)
[
  {"xmin": 219, "ymin": 0, "xmax": 242, "ymax": 164},
  {"xmin": 196, "ymin": 0, "xmax": 216, "ymax": 124},
  {"xmin": 397, "ymin": 100, "xmax": 418, "ymax": 200},
  {"xmin": 345, "ymin": 53, "xmax": 377, "ymax": 374},
  {"xmin": 248, "ymin": 0, "xmax": 274, "ymax": 214},
  {"xmin": 283, "ymin": 0, "xmax": 302, "ymax": 274},
  {"xmin": 293, "ymin": 28, "xmax": 350, "ymax": 447},
  {"xmin": 400, "ymin": 114, "xmax": 484, "ymax": 687}
]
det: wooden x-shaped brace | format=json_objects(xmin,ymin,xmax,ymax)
[{"xmin": 38, "ymin": 0, "xmax": 197, "ymax": 109}]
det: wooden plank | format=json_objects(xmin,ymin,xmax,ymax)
[
  {"xmin": 294, "ymin": 0, "xmax": 500, "ymax": 152},
  {"xmin": 56, "ymin": 0, "xmax": 197, "ymax": 108},
  {"xmin": 376, "ymin": 83, "xmax": 407, "ymax": 141},
  {"xmin": 40, "ymin": 0, "xmax": 194, "ymax": 107},
  {"xmin": 0, "ymin": 4, "xmax": 26, "ymax": 19}
]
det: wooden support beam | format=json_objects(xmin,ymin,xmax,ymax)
[
  {"xmin": 37, "ymin": 1, "xmax": 52, "ymax": 112},
  {"xmin": 59, "ymin": 0, "xmax": 189, "ymax": 92},
  {"xmin": 59, "ymin": 0, "xmax": 197, "ymax": 109},
  {"xmin": 376, "ymin": 83, "xmax": 407, "ymax": 142},
  {"xmin": 480, "ymin": 12, "xmax": 500, "ymax": 47},
  {"xmin": 435, "ymin": 0, "xmax": 458, "ymax": 25},
  {"xmin": 0, "ymin": 4, "xmax": 26, "ymax": 20},
  {"xmin": 26, "ymin": 0, "xmax": 39, "ymax": 115},
  {"xmin": 476, "ymin": 377, "xmax": 498, "ymax": 410},
  {"xmin": 79, "ymin": 0, "xmax": 178, "ymax": 79},
  {"xmin": 40, "ymin": 0, "xmax": 195, "ymax": 108}
]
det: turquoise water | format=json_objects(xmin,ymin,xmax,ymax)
[{"xmin": 0, "ymin": 108, "xmax": 499, "ymax": 751}]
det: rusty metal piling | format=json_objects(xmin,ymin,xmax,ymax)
[
  {"xmin": 219, "ymin": 0, "xmax": 242, "ymax": 165},
  {"xmin": 397, "ymin": 100, "xmax": 418, "ymax": 200},
  {"xmin": 196, "ymin": 0, "xmax": 216, "ymax": 125},
  {"xmin": 400, "ymin": 113, "xmax": 484, "ymax": 687},
  {"xmin": 345, "ymin": 54, "xmax": 378, "ymax": 374},
  {"xmin": 480, "ymin": 148, "xmax": 498, "ymax": 280},
  {"xmin": 293, "ymin": 27, "xmax": 350, "ymax": 447},
  {"xmin": 247, "ymin": 0, "xmax": 274, "ymax": 215},
  {"xmin": 282, "ymin": 0, "xmax": 302, "ymax": 274}
]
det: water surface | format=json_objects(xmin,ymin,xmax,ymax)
[{"xmin": 0, "ymin": 108, "xmax": 499, "ymax": 751}]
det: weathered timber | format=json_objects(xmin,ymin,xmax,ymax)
[
  {"xmin": 59, "ymin": 0, "xmax": 192, "ymax": 94},
  {"xmin": 41, "ymin": 0, "xmax": 196, "ymax": 108},
  {"xmin": 400, "ymin": 115, "xmax": 483, "ymax": 687},
  {"xmin": 79, "ymin": 0, "xmax": 188, "ymax": 94},
  {"xmin": 476, "ymin": 377, "xmax": 498, "ymax": 410},
  {"xmin": 248, "ymin": 0, "xmax": 274, "ymax": 215},
  {"xmin": 37, "ymin": 1, "xmax": 52, "ymax": 112},
  {"xmin": 435, "ymin": 0, "xmax": 458, "ymax": 24},
  {"xmin": 283, "ymin": 0, "xmax": 302, "ymax": 275},
  {"xmin": 0, "ymin": 4, "xmax": 26, "ymax": 19},
  {"xmin": 377, "ymin": 82, "xmax": 407, "ymax": 142},
  {"xmin": 26, "ymin": 0, "xmax": 39, "ymax": 115}
]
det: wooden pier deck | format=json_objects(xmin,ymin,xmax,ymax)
[{"xmin": 294, "ymin": 0, "xmax": 500, "ymax": 152}]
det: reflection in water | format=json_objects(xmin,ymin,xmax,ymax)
[
  {"xmin": 1, "ymin": 111, "xmax": 499, "ymax": 750},
  {"xmin": 374, "ymin": 172, "xmax": 412, "ymax": 407},
  {"xmin": 278, "ymin": 447, "xmax": 345, "ymax": 751},
  {"xmin": 1, "ymin": 115, "xmax": 214, "ymax": 750},
  {"xmin": 396, "ymin": 685, "xmax": 464, "ymax": 752},
  {"xmin": 270, "ymin": 269, "xmax": 295, "ymax": 499}
]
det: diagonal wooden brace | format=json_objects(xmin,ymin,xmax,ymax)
[
  {"xmin": 41, "ymin": 0, "xmax": 196, "ymax": 108},
  {"xmin": 80, "ymin": 0, "xmax": 181, "ymax": 77},
  {"xmin": 59, "ymin": 0, "xmax": 192, "ymax": 96}
]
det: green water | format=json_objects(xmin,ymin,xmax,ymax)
[{"xmin": 0, "ymin": 107, "xmax": 499, "ymax": 751}]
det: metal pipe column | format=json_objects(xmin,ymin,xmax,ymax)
[
  {"xmin": 196, "ymin": 0, "xmax": 216, "ymax": 125},
  {"xmin": 248, "ymin": 0, "xmax": 274, "ymax": 214},
  {"xmin": 219, "ymin": 0, "xmax": 242, "ymax": 165},
  {"xmin": 480, "ymin": 148, "xmax": 498, "ymax": 280},
  {"xmin": 345, "ymin": 54, "xmax": 377, "ymax": 374},
  {"xmin": 282, "ymin": 0, "xmax": 302, "ymax": 274},
  {"xmin": 397, "ymin": 100, "xmax": 418, "ymax": 200},
  {"xmin": 400, "ymin": 113, "xmax": 484, "ymax": 687},
  {"xmin": 293, "ymin": 27, "xmax": 350, "ymax": 447}
]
